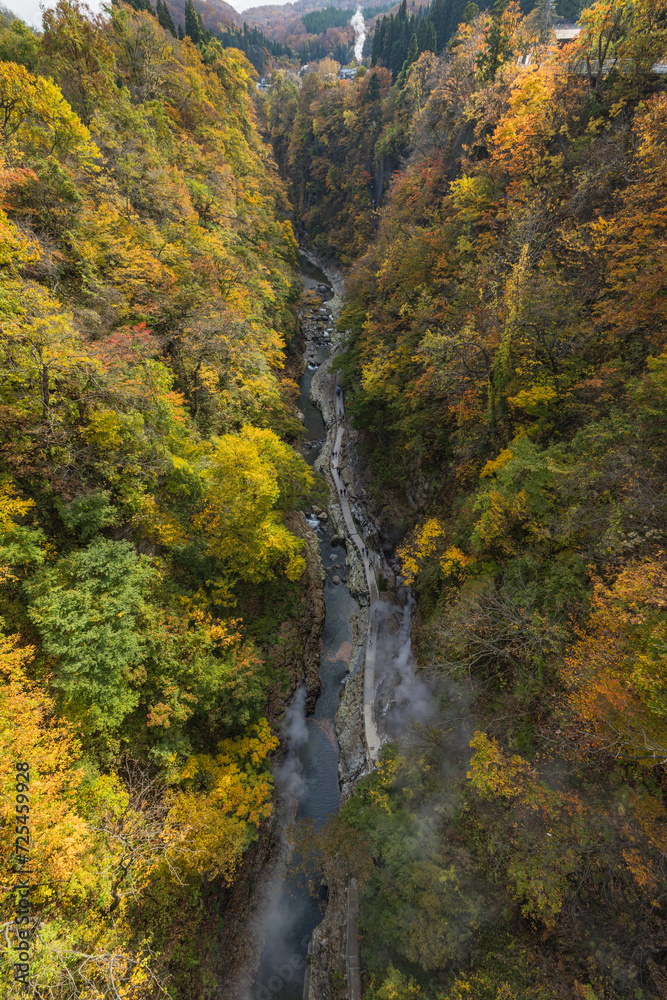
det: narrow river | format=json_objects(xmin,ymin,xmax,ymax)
[{"xmin": 251, "ymin": 255, "xmax": 359, "ymax": 1000}]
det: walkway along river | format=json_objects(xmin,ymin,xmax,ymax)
[
  {"xmin": 249, "ymin": 253, "xmax": 364, "ymax": 1000},
  {"xmin": 248, "ymin": 251, "xmax": 427, "ymax": 1000},
  {"xmin": 330, "ymin": 387, "xmax": 382, "ymax": 765}
]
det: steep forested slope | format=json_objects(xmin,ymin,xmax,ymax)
[
  {"xmin": 268, "ymin": 2, "xmax": 667, "ymax": 996},
  {"xmin": 0, "ymin": 3, "xmax": 320, "ymax": 996}
]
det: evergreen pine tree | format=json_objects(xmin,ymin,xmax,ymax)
[
  {"xmin": 178, "ymin": 22, "xmax": 184, "ymax": 38},
  {"xmin": 397, "ymin": 31, "xmax": 418, "ymax": 87},
  {"xmin": 156, "ymin": 0, "xmax": 177, "ymax": 36},
  {"xmin": 477, "ymin": 0, "xmax": 512, "ymax": 80},
  {"xmin": 417, "ymin": 17, "xmax": 437, "ymax": 53},
  {"xmin": 185, "ymin": 0, "xmax": 201, "ymax": 44},
  {"xmin": 427, "ymin": 0, "xmax": 447, "ymax": 49},
  {"xmin": 362, "ymin": 69, "xmax": 382, "ymax": 103},
  {"xmin": 381, "ymin": 14, "xmax": 393, "ymax": 63},
  {"xmin": 390, "ymin": 35, "xmax": 408, "ymax": 75},
  {"xmin": 122, "ymin": 0, "xmax": 154, "ymax": 12}
]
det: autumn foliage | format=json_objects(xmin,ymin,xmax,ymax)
[
  {"xmin": 272, "ymin": 0, "xmax": 667, "ymax": 996},
  {"xmin": 0, "ymin": 1, "xmax": 317, "ymax": 995}
]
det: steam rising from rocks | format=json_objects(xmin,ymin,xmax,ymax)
[
  {"xmin": 274, "ymin": 685, "xmax": 309, "ymax": 799},
  {"xmin": 375, "ymin": 595, "xmax": 437, "ymax": 736},
  {"xmin": 247, "ymin": 687, "xmax": 311, "ymax": 1000},
  {"xmin": 350, "ymin": 7, "xmax": 366, "ymax": 63}
]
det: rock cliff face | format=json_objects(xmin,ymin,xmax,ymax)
[
  {"xmin": 214, "ymin": 517, "xmax": 325, "ymax": 999},
  {"xmin": 214, "ymin": 775, "xmax": 299, "ymax": 1000},
  {"xmin": 265, "ymin": 511, "xmax": 326, "ymax": 716},
  {"xmin": 302, "ymin": 606, "xmax": 367, "ymax": 1000},
  {"xmin": 214, "ymin": 258, "xmax": 344, "ymax": 1000},
  {"xmin": 219, "ymin": 248, "xmax": 410, "ymax": 1000}
]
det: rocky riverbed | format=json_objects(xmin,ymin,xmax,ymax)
[
  {"xmin": 219, "ymin": 247, "xmax": 416, "ymax": 1000},
  {"xmin": 300, "ymin": 249, "xmax": 416, "ymax": 1000}
]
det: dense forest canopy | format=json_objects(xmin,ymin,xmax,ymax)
[
  {"xmin": 0, "ymin": 1, "xmax": 319, "ymax": 996},
  {"xmin": 370, "ymin": 0, "xmax": 587, "ymax": 76},
  {"xmin": 2, "ymin": 0, "xmax": 667, "ymax": 996},
  {"xmin": 117, "ymin": 0, "xmax": 293, "ymax": 72},
  {"xmin": 300, "ymin": 4, "xmax": 393, "ymax": 32},
  {"xmin": 302, "ymin": 5, "xmax": 355, "ymax": 33},
  {"xmin": 264, "ymin": 0, "xmax": 667, "ymax": 995}
]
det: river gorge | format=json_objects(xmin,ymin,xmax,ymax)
[{"xmin": 230, "ymin": 251, "xmax": 433, "ymax": 1000}]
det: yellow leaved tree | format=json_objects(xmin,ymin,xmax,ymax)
[
  {"xmin": 165, "ymin": 719, "xmax": 279, "ymax": 884},
  {"xmin": 0, "ymin": 59, "xmax": 99, "ymax": 167},
  {"xmin": 467, "ymin": 731, "xmax": 586, "ymax": 931},
  {"xmin": 0, "ymin": 281, "xmax": 99, "ymax": 422},
  {"xmin": 561, "ymin": 557, "xmax": 667, "ymax": 765},
  {"xmin": 0, "ymin": 632, "xmax": 89, "ymax": 907},
  {"xmin": 196, "ymin": 425, "xmax": 314, "ymax": 602}
]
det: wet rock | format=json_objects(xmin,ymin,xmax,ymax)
[
  {"xmin": 297, "ymin": 249, "xmax": 380, "ymax": 1000},
  {"xmin": 216, "ymin": 511, "xmax": 325, "ymax": 1000},
  {"xmin": 304, "ymin": 611, "xmax": 368, "ymax": 1000},
  {"xmin": 317, "ymin": 511, "xmax": 328, "ymax": 521},
  {"xmin": 226, "ymin": 250, "xmax": 367, "ymax": 1000},
  {"xmin": 265, "ymin": 510, "xmax": 325, "ymax": 716}
]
